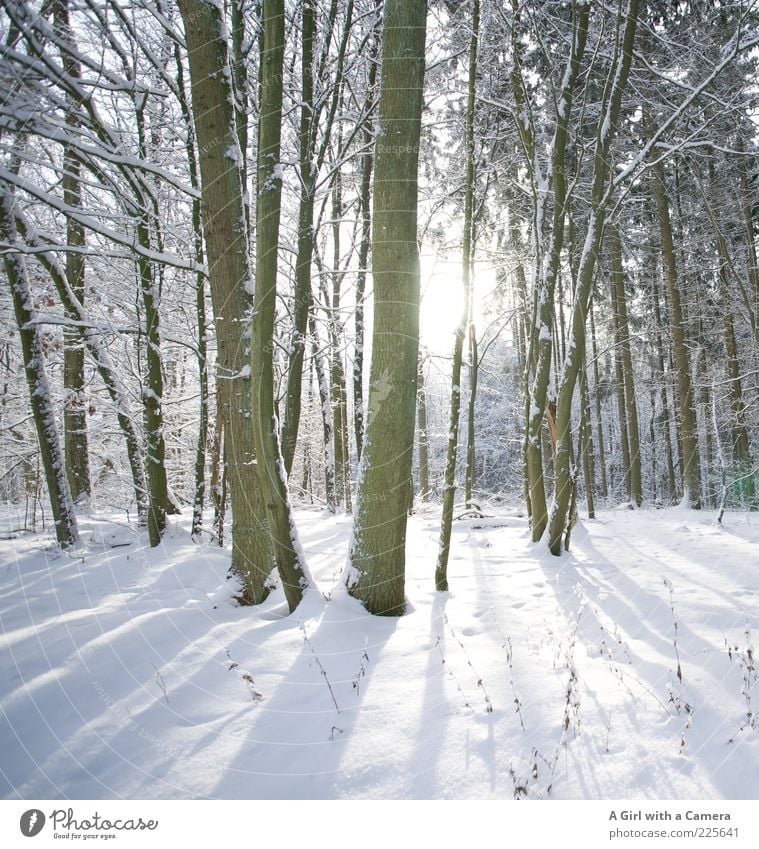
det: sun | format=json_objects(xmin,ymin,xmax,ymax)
[{"xmin": 419, "ymin": 250, "xmax": 465, "ymax": 355}]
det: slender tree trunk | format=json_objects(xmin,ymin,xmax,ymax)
[
  {"xmin": 589, "ymin": 305, "xmax": 609, "ymax": 499},
  {"xmin": 736, "ymin": 137, "xmax": 759, "ymax": 340},
  {"xmin": 13, "ymin": 211, "xmax": 148, "ymax": 524},
  {"xmin": 610, "ymin": 222, "xmax": 642, "ymax": 505},
  {"xmin": 353, "ymin": 42, "xmax": 378, "ymax": 462},
  {"xmin": 349, "ymin": 0, "xmax": 427, "ymax": 615},
  {"xmin": 281, "ymin": 0, "xmax": 315, "ymax": 476},
  {"xmin": 417, "ymin": 355, "xmax": 430, "ymax": 501},
  {"xmin": 132, "ymin": 101, "xmax": 171, "ymax": 544},
  {"xmin": 51, "ymin": 0, "xmax": 91, "ymax": 507},
  {"xmin": 174, "ymin": 39, "xmax": 208, "ymax": 541},
  {"xmin": 649, "ymin": 263, "xmax": 677, "ymax": 501},
  {"xmin": 436, "ymin": 0, "xmax": 478, "ymax": 591},
  {"xmin": 60, "ymin": 150, "xmax": 89, "ymax": 504},
  {"xmin": 548, "ymin": 0, "xmax": 640, "ymax": 553},
  {"xmin": 651, "ymin": 159, "xmax": 702, "ymax": 508},
  {"xmin": 520, "ymin": 3, "xmax": 590, "ymax": 542},
  {"xmin": 1, "ymin": 190, "xmax": 78, "ymax": 549},
  {"xmin": 251, "ymin": 0, "xmax": 311, "ymax": 612},
  {"xmin": 706, "ymin": 159, "xmax": 756, "ymax": 504},
  {"xmin": 465, "ymin": 322, "xmax": 478, "ymax": 510},
  {"xmin": 309, "ymin": 311, "xmax": 337, "ymax": 511},
  {"xmin": 612, "ymin": 284, "xmax": 632, "ymax": 501},
  {"xmin": 696, "ymin": 335, "xmax": 716, "ymax": 507},
  {"xmin": 330, "ymin": 169, "xmax": 352, "ymax": 511},
  {"xmin": 579, "ymin": 352, "xmax": 596, "ymax": 518}
]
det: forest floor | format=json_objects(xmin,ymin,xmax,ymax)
[{"xmin": 1, "ymin": 502, "xmax": 757, "ymax": 800}]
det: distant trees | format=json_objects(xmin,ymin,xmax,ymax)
[{"xmin": 0, "ymin": 0, "xmax": 756, "ymax": 604}]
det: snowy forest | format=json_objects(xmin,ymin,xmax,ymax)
[{"xmin": 1, "ymin": 0, "xmax": 759, "ymax": 802}]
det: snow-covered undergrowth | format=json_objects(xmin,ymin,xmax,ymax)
[{"xmin": 1, "ymin": 506, "xmax": 757, "ymax": 799}]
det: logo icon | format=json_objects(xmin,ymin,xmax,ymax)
[{"xmin": 20, "ymin": 810, "xmax": 46, "ymax": 837}]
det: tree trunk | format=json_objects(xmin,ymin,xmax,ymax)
[
  {"xmin": 520, "ymin": 3, "xmax": 590, "ymax": 542},
  {"xmin": 651, "ymin": 159, "xmax": 702, "ymax": 508},
  {"xmin": 589, "ymin": 304, "xmax": 609, "ymax": 499},
  {"xmin": 417, "ymin": 355, "xmax": 430, "ymax": 501},
  {"xmin": 174, "ymin": 39, "xmax": 208, "ymax": 541},
  {"xmin": 706, "ymin": 159, "xmax": 756, "ymax": 504},
  {"xmin": 281, "ymin": 0, "xmax": 315, "ymax": 476},
  {"xmin": 736, "ymin": 137, "xmax": 759, "ymax": 340},
  {"xmin": 649, "ymin": 262, "xmax": 678, "ymax": 501},
  {"xmin": 52, "ymin": 0, "xmax": 91, "ymax": 507},
  {"xmin": 330, "ymin": 170, "xmax": 352, "ymax": 511},
  {"xmin": 436, "ymin": 0, "xmax": 478, "ymax": 591},
  {"xmin": 251, "ymin": 0, "xmax": 311, "ymax": 612},
  {"xmin": 579, "ymin": 352, "xmax": 596, "ymax": 518},
  {"xmin": 13, "ymin": 210, "xmax": 148, "ymax": 524},
  {"xmin": 548, "ymin": 0, "xmax": 640, "ymax": 553},
  {"xmin": 1, "ymin": 189, "xmax": 78, "ymax": 549},
  {"xmin": 465, "ymin": 322, "xmax": 479, "ymax": 510},
  {"xmin": 354, "ymin": 41, "xmax": 378, "ymax": 462},
  {"xmin": 349, "ymin": 0, "xmax": 427, "ymax": 615},
  {"xmin": 309, "ymin": 310, "xmax": 337, "ymax": 511},
  {"xmin": 610, "ymin": 222, "xmax": 642, "ymax": 505},
  {"xmin": 179, "ymin": 0, "xmax": 274, "ymax": 603}
]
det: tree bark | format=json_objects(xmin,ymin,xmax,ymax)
[
  {"xmin": 1, "ymin": 189, "xmax": 78, "ymax": 549},
  {"xmin": 251, "ymin": 0, "xmax": 311, "ymax": 612},
  {"xmin": 436, "ymin": 0, "xmax": 478, "ymax": 591},
  {"xmin": 651, "ymin": 159, "xmax": 702, "ymax": 508},
  {"xmin": 548, "ymin": 0, "xmax": 640, "ymax": 554},
  {"xmin": 348, "ymin": 0, "xmax": 427, "ymax": 615},
  {"xmin": 610, "ymin": 221, "xmax": 642, "ymax": 505},
  {"xmin": 179, "ymin": 0, "xmax": 274, "ymax": 603},
  {"xmin": 417, "ymin": 355, "xmax": 430, "ymax": 501},
  {"xmin": 53, "ymin": 0, "xmax": 91, "ymax": 508}
]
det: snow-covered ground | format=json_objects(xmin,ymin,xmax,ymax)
[{"xmin": 1, "ymin": 504, "xmax": 757, "ymax": 800}]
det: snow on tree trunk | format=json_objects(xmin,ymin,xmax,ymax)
[{"xmin": 1, "ymin": 190, "xmax": 78, "ymax": 549}]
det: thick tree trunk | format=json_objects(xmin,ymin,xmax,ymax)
[
  {"xmin": 349, "ymin": 0, "xmax": 427, "ymax": 615},
  {"xmin": 179, "ymin": 0, "xmax": 274, "ymax": 603}
]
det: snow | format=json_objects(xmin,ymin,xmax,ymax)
[{"xmin": 1, "ymin": 506, "xmax": 758, "ymax": 800}]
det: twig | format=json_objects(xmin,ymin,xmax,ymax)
[{"xmin": 301, "ymin": 625, "xmax": 341, "ymax": 713}]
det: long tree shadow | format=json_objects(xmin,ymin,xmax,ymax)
[{"xmin": 209, "ymin": 590, "xmax": 399, "ymax": 799}]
